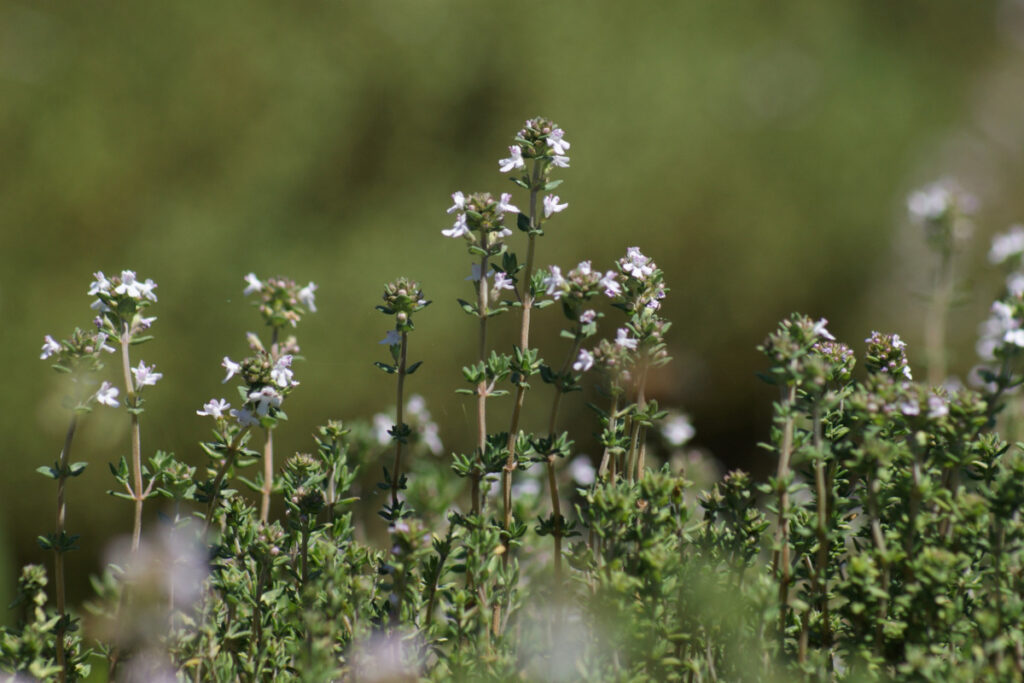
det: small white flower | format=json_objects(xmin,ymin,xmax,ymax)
[
  {"xmin": 40, "ymin": 335, "xmax": 61, "ymax": 360},
  {"xmin": 572, "ymin": 349, "xmax": 594, "ymax": 373},
  {"xmin": 498, "ymin": 193, "xmax": 520, "ymax": 214},
  {"xmin": 90, "ymin": 298, "xmax": 110, "ymax": 312},
  {"xmin": 927, "ymin": 395, "xmax": 949, "ymax": 419},
  {"xmin": 580, "ymin": 309, "xmax": 597, "ymax": 324},
  {"xmin": 547, "ymin": 128, "xmax": 570, "ymax": 155},
  {"xmin": 499, "ymin": 145, "xmax": 525, "ymax": 173},
  {"xmin": 197, "ymin": 398, "xmax": 231, "ymax": 419},
  {"xmin": 373, "ymin": 413, "xmax": 392, "ymax": 445},
  {"xmin": 615, "ymin": 328, "xmax": 638, "ymax": 351},
  {"xmin": 620, "ymin": 247, "xmax": 654, "ymax": 280},
  {"xmin": 512, "ymin": 477, "xmax": 541, "ymax": 497},
  {"xmin": 574, "ymin": 260, "xmax": 592, "ymax": 277},
  {"xmin": 902, "ymin": 365, "xmax": 913, "ymax": 380},
  {"xmin": 222, "ymin": 357, "xmax": 242, "ymax": 383},
  {"xmin": 89, "ymin": 271, "xmax": 112, "ymax": 296},
  {"xmin": 442, "ymin": 213, "xmax": 470, "ymax": 239},
  {"xmin": 271, "ymin": 354, "xmax": 297, "ymax": 387},
  {"xmin": 231, "ymin": 407, "xmax": 260, "ymax": 427},
  {"xmin": 900, "ymin": 401, "xmax": 920, "ymax": 417},
  {"xmin": 492, "ymin": 272, "xmax": 515, "ymax": 292},
  {"xmin": 447, "ymin": 191, "xmax": 466, "ymax": 215},
  {"xmin": 136, "ymin": 315, "xmax": 157, "ymax": 330},
  {"xmin": 422, "ymin": 422, "xmax": 443, "ymax": 455},
  {"xmin": 248, "ymin": 386, "xmax": 282, "ymax": 416},
  {"xmin": 137, "ymin": 278, "xmax": 158, "ymax": 302},
  {"xmin": 543, "ymin": 194, "xmax": 568, "ymax": 218},
  {"xmin": 116, "ymin": 270, "xmax": 142, "ymax": 298},
  {"xmin": 550, "ymin": 155, "xmax": 570, "ymax": 168},
  {"xmin": 542, "ymin": 265, "xmax": 566, "ymax": 299},
  {"xmin": 95, "ymin": 381, "xmax": 120, "ymax": 408},
  {"xmin": 298, "ymin": 282, "xmax": 318, "ymax": 312},
  {"xmin": 1005, "ymin": 329, "xmax": 1024, "ymax": 347},
  {"xmin": 132, "ymin": 361, "xmax": 162, "ymax": 388},
  {"xmin": 600, "ymin": 271, "xmax": 621, "ymax": 298},
  {"xmin": 907, "ymin": 183, "xmax": 951, "ymax": 222},
  {"xmin": 380, "ymin": 329, "xmax": 402, "ymax": 346},
  {"xmin": 891, "ymin": 334, "xmax": 907, "ymax": 350},
  {"xmin": 243, "ymin": 273, "xmax": 262, "ymax": 296},
  {"xmin": 95, "ymin": 332, "xmax": 116, "ymax": 354},
  {"xmin": 569, "ymin": 456, "xmax": 595, "ymax": 486},
  {"xmin": 989, "ymin": 225, "xmax": 1024, "ymax": 264},
  {"xmin": 1007, "ymin": 272, "xmax": 1024, "ymax": 296},
  {"xmin": 662, "ymin": 413, "xmax": 696, "ymax": 447},
  {"xmin": 813, "ymin": 318, "xmax": 836, "ymax": 341}
]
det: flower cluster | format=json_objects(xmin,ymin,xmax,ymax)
[
  {"xmin": 442, "ymin": 191, "xmax": 518, "ymax": 244},
  {"xmin": 243, "ymin": 273, "xmax": 317, "ymax": 329},
  {"xmin": 906, "ymin": 179, "xmax": 976, "ymax": 252},
  {"xmin": 378, "ymin": 277, "xmax": 431, "ymax": 341},
  {"xmin": 864, "ymin": 330, "xmax": 913, "ymax": 380},
  {"xmin": 499, "ymin": 116, "xmax": 571, "ymax": 172},
  {"xmin": 616, "ymin": 247, "xmax": 667, "ymax": 312}
]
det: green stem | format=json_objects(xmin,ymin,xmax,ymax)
[
  {"xmin": 391, "ymin": 332, "xmax": 409, "ymax": 511},
  {"xmin": 120, "ymin": 323, "xmax": 144, "ymax": 554},
  {"xmin": 773, "ymin": 384, "xmax": 797, "ymax": 645},
  {"xmin": 472, "ymin": 252, "xmax": 490, "ymax": 516},
  {"xmin": 202, "ymin": 426, "xmax": 253, "ymax": 536},
  {"xmin": 54, "ymin": 414, "xmax": 77, "ymax": 683},
  {"xmin": 260, "ymin": 327, "xmax": 280, "ymax": 523}
]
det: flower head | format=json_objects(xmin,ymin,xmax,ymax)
[
  {"xmin": 197, "ymin": 398, "xmax": 231, "ymax": 419},
  {"xmin": 231, "ymin": 407, "xmax": 260, "ymax": 427},
  {"xmin": 222, "ymin": 357, "xmax": 242, "ymax": 383},
  {"xmin": 271, "ymin": 355, "xmax": 298, "ymax": 388},
  {"xmin": 499, "ymin": 145, "xmax": 525, "ymax": 173},
  {"xmin": 40, "ymin": 335, "xmax": 61, "ymax": 360},
  {"xmin": 573, "ymin": 348, "xmax": 594, "ymax": 373},
  {"xmin": 95, "ymin": 381, "xmax": 120, "ymax": 408},
  {"xmin": 543, "ymin": 194, "xmax": 568, "ymax": 218},
  {"xmin": 380, "ymin": 330, "xmax": 402, "ymax": 346},
  {"xmin": 243, "ymin": 273, "xmax": 263, "ymax": 296},
  {"xmin": 615, "ymin": 328, "xmax": 638, "ymax": 351},
  {"xmin": 132, "ymin": 361, "xmax": 163, "ymax": 388},
  {"xmin": 542, "ymin": 265, "xmax": 567, "ymax": 299},
  {"xmin": 248, "ymin": 386, "xmax": 283, "ymax": 416}
]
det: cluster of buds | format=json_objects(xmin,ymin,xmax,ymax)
[
  {"xmin": 40, "ymin": 326, "xmax": 114, "ymax": 370},
  {"xmin": 906, "ymin": 179, "xmax": 976, "ymax": 254},
  {"xmin": 442, "ymin": 191, "xmax": 518, "ymax": 247},
  {"xmin": 283, "ymin": 453, "xmax": 327, "ymax": 519},
  {"xmin": 864, "ymin": 331, "xmax": 913, "ymax": 381},
  {"xmin": 378, "ymin": 277, "xmax": 431, "ymax": 342},
  {"xmin": 810, "ymin": 340, "xmax": 856, "ymax": 386},
  {"xmin": 500, "ymin": 116, "xmax": 571, "ymax": 172},
  {"xmin": 616, "ymin": 247, "xmax": 667, "ymax": 312},
  {"xmin": 243, "ymin": 273, "xmax": 317, "ymax": 329}
]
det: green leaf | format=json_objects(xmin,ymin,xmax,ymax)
[
  {"xmin": 544, "ymin": 179, "xmax": 563, "ymax": 191},
  {"xmin": 36, "ymin": 465, "xmax": 58, "ymax": 479},
  {"xmin": 407, "ymin": 361, "xmax": 423, "ymax": 375},
  {"xmin": 374, "ymin": 362, "xmax": 396, "ymax": 374}
]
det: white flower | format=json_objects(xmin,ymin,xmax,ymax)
[
  {"xmin": 900, "ymin": 401, "xmax": 920, "ymax": 417},
  {"xmin": 499, "ymin": 145, "xmax": 525, "ymax": 173},
  {"xmin": 132, "ymin": 361, "xmax": 162, "ymax": 388},
  {"xmin": 620, "ymin": 247, "xmax": 654, "ymax": 280},
  {"xmin": 89, "ymin": 271, "xmax": 112, "ymax": 296},
  {"xmin": 989, "ymin": 225, "xmax": 1024, "ymax": 264},
  {"xmin": 907, "ymin": 183, "xmax": 951, "ymax": 222},
  {"xmin": 542, "ymin": 265, "xmax": 566, "ymax": 299},
  {"xmin": 248, "ymin": 386, "xmax": 282, "ymax": 416},
  {"xmin": 271, "ymin": 354, "xmax": 297, "ymax": 387},
  {"xmin": 600, "ymin": 271, "xmax": 621, "ymax": 298},
  {"xmin": 380, "ymin": 329, "xmax": 402, "ymax": 346},
  {"xmin": 498, "ymin": 193, "xmax": 520, "ymax": 214},
  {"xmin": 813, "ymin": 318, "xmax": 836, "ymax": 341},
  {"xmin": 40, "ymin": 335, "xmax": 61, "ymax": 360},
  {"xmin": 298, "ymin": 282, "xmax": 318, "ymax": 312},
  {"xmin": 446, "ymin": 191, "xmax": 466, "ymax": 214},
  {"xmin": 136, "ymin": 278, "xmax": 158, "ymax": 302},
  {"xmin": 569, "ymin": 456, "xmax": 595, "ymax": 486},
  {"xmin": 492, "ymin": 272, "xmax": 515, "ymax": 294},
  {"xmin": 927, "ymin": 395, "xmax": 949, "ymax": 419},
  {"xmin": 243, "ymin": 273, "xmax": 262, "ymax": 296},
  {"xmin": 550, "ymin": 155, "xmax": 570, "ymax": 168},
  {"xmin": 90, "ymin": 298, "xmax": 110, "ymax": 313},
  {"xmin": 572, "ymin": 349, "xmax": 594, "ymax": 372},
  {"xmin": 891, "ymin": 334, "xmax": 906, "ymax": 350},
  {"xmin": 373, "ymin": 413, "xmax": 392, "ymax": 445},
  {"xmin": 1005, "ymin": 329, "xmax": 1024, "ymax": 347},
  {"xmin": 197, "ymin": 398, "xmax": 231, "ymax": 418},
  {"xmin": 580, "ymin": 309, "xmax": 596, "ymax": 324},
  {"xmin": 95, "ymin": 381, "xmax": 120, "ymax": 408},
  {"xmin": 136, "ymin": 315, "xmax": 157, "ymax": 330},
  {"xmin": 442, "ymin": 213, "xmax": 470, "ymax": 238},
  {"xmin": 116, "ymin": 270, "xmax": 142, "ymax": 298},
  {"xmin": 94, "ymin": 332, "xmax": 116, "ymax": 354},
  {"xmin": 662, "ymin": 413, "xmax": 696, "ymax": 447},
  {"xmin": 231, "ymin": 407, "xmax": 260, "ymax": 427},
  {"xmin": 547, "ymin": 128, "xmax": 570, "ymax": 155},
  {"xmin": 512, "ymin": 477, "xmax": 541, "ymax": 497},
  {"xmin": 615, "ymin": 328, "xmax": 638, "ymax": 351},
  {"xmin": 1007, "ymin": 273, "xmax": 1024, "ymax": 296},
  {"xmin": 422, "ymin": 422, "xmax": 443, "ymax": 455},
  {"xmin": 222, "ymin": 356, "xmax": 242, "ymax": 383},
  {"xmin": 574, "ymin": 260, "xmax": 592, "ymax": 277},
  {"xmin": 543, "ymin": 194, "xmax": 568, "ymax": 218}
]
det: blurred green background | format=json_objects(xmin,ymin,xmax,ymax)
[{"xmin": 4, "ymin": 0, "xmax": 1024, "ymax": 610}]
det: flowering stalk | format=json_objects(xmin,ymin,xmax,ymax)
[
  {"xmin": 118, "ymin": 326, "xmax": 145, "ymax": 552},
  {"xmin": 391, "ymin": 331, "xmax": 408, "ymax": 510},
  {"xmin": 473, "ymin": 253, "xmax": 490, "ymax": 515}
]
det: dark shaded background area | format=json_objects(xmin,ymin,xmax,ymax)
[{"xmin": 5, "ymin": 0, "xmax": 1024, "ymax": 611}]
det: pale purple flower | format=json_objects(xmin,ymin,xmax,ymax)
[
  {"xmin": 499, "ymin": 145, "xmax": 525, "ymax": 173},
  {"xmin": 231, "ymin": 407, "xmax": 260, "ymax": 427},
  {"xmin": 615, "ymin": 328, "xmax": 638, "ymax": 351},
  {"xmin": 90, "ymin": 298, "xmax": 110, "ymax": 313},
  {"xmin": 1005, "ymin": 329, "xmax": 1024, "ymax": 347},
  {"xmin": 248, "ymin": 386, "xmax": 282, "ymax": 416},
  {"xmin": 989, "ymin": 225, "xmax": 1024, "ymax": 264},
  {"xmin": 380, "ymin": 329, "xmax": 402, "ymax": 346},
  {"xmin": 927, "ymin": 395, "xmax": 949, "ymax": 419},
  {"xmin": 222, "ymin": 356, "xmax": 242, "ymax": 383},
  {"xmin": 543, "ymin": 194, "xmax": 568, "ymax": 218},
  {"xmin": 95, "ymin": 381, "xmax": 120, "ymax": 408},
  {"xmin": 599, "ymin": 271, "xmax": 621, "ymax": 298},
  {"xmin": 447, "ymin": 191, "xmax": 466, "ymax": 214},
  {"xmin": 498, "ymin": 193, "xmax": 520, "ymax": 214},
  {"xmin": 492, "ymin": 272, "xmax": 515, "ymax": 292},
  {"xmin": 115, "ymin": 271, "xmax": 142, "ymax": 298},
  {"xmin": 298, "ymin": 282, "xmax": 317, "ymax": 312},
  {"xmin": 40, "ymin": 335, "xmax": 61, "ymax": 360},
  {"xmin": 573, "ymin": 348, "xmax": 594, "ymax": 372},
  {"xmin": 136, "ymin": 278, "xmax": 158, "ymax": 302},
  {"xmin": 373, "ymin": 413, "xmax": 392, "ymax": 445},
  {"xmin": 136, "ymin": 315, "xmax": 157, "ymax": 330},
  {"xmin": 569, "ymin": 456, "xmax": 595, "ymax": 486},
  {"xmin": 580, "ymin": 309, "xmax": 597, "ymax": 324},
  {"xmin": 907, "ymin": 183, "xmax": 952, "ymax": 222},
  {"xmin": 89, "ymin": 271, "xmax": 112, "ymax": 296},
  {"xmin": 662, "ymin": 413, "xmax": 696, "ymax": 447},
  {"xmin": 442, "ymin": 213, "xmax": 470, "ymax": 239},
  {"xmin": 813, "ymin": 318, "xmax": 836, "ymax": 341},
  {"xmin": 465, "ymin": 264, "xmax": 495, "ymax": 282},
  {"xmin": 95, "ymin": 332, "xmax": 116, "ymax": 354},
  {"xmin": 573, "ymin": 260, "xmax": 592, "ymax": 277},
  {"xmin": 550, "ymin": 155, "xmax": 570, "ymax": 168},
  {"xmin": 132, "ymin": 361, "xmax": 163, "ymax": 388},
  {"xmin": 197, "ymin": 398, "xmax": 231, "ymax": 419},
  {"xmin": 620, "ymin": 247, "xmax": 654, "ymax": 280},
  {"xmin": 543, "ymin": 265, "xmax": 566, "ymax": 299},
  {"xmin": 900, "ymin": 401, "xmax": 920, "ymax": 417},
  {"xmin": 243, "ymin": 273, "xmax": 262, "ymax": 296},
  {"xmin": 547, "ymin": 128, "xmax": 570, "ymax": 156},
  {"xmin": 271, "ymin": 354, "xmax": 297, "ymax": 387}
]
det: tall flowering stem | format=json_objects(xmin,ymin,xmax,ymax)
[{"xmin": 375, "ymin": 277, "xmax": 430, "ymax": 521}]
